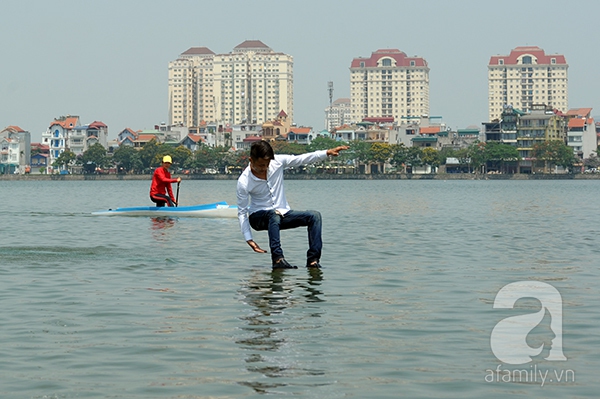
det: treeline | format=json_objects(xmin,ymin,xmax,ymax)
[{"xmin": 48, "ymin": 136, "xmax": 597, "ymax": 174}]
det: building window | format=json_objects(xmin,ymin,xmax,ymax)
[{"xmin": 522, "ymin": 56, "xmax": 532, "ymax": 64}]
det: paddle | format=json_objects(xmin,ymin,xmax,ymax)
[{"xmin": 175, "ymin": 181, "xmax": 180, "ymax": 207}]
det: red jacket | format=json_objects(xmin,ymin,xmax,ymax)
[{"xmin": 150, "ymin": 167, "xmax": 177, "ymax": 199}]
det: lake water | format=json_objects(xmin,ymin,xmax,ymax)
[{"xmin": 0, "ymin": 178, "xmax": 598, "ymax": 398}]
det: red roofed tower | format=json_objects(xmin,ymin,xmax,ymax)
[
  {"xmin": 488, "ymin": 46, "xmax": 568, "ymax": 121},
  {"xmin": 350, "ymin": 49, "xmax": 429, "ymax": 123}
]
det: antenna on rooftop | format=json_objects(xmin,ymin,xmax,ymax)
[{"xmin": 327, "ymin": 81, "xmax": 334, "ymax": 132}]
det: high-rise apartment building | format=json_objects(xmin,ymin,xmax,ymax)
[
  {"xmin": 350, "ymin": 49, "xmax": 429, "ymax": 124},
  {"xmin": 168, "ymin": 40, "xmax": 293, "ymax": 127},
  {"xmin": 488, "ymin": 46, "xmax": 568, "ymax": 121},
  {"xmin": 168, "ymin": 47, "xmax": 215, "ymax": 128},
  {"xmin": 324, "ymin": 98, "xmax": 351, "ymax": 131}
]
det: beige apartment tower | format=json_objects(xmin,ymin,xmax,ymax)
[
  {"xmin": 168, "ymin": 40, "xmax": 293, "ymax": 127},
  {"xmin": 488, "ymin": 46, "xmax": 568, "ymax": 121},
  {"xmin": 350, "ymin": 49, "xmax": 429, "ymax": 124}
]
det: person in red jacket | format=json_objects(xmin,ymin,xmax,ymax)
[{"xmin": 150, "ymin": 155, "xmax": 181, "ymax": 207}]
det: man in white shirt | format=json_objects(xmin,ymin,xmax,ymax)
[{"xmin": 237, "ymin": 140, "xmax": 349, "ymax": 269}]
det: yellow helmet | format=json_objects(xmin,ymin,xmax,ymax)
[{"xmin": 162, "ymin": 155, "xmax": 172, "ymax": 163}]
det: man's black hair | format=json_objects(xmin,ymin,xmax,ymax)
[{"xmin": 250, "ymin": 140, "xmax": 275, "ymax": 160}]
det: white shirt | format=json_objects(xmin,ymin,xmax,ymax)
[{"xmin": 237, "ymin": 150, "xmax": 328, "ymax": 241}]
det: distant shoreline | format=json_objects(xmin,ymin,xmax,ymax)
[{"xmin": 2, "ymin": 173, "xmax": 599, "ymax": 181}]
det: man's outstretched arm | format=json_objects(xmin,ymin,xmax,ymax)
[{"xmin": 326, "ymin": 145, "xmax": 350, "ymax": 157}]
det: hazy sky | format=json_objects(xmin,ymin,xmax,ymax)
[{"xmin": 2, "ymin": 0, "xmax": 599, "ymax": 142}]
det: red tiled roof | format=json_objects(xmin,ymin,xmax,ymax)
[
  {"xmin": 489, "ymin": 46, "xmax": 567, "ymax": 66},
  {"xmin": 420, "ymin": 126, "xmax": 441, "ymax": 134},
  {"xmin": 243, "ymin": 135, "xmax": 263, "ymax": 142},
  {"xmin": 49, "ymin": 116, "xmax": 79, "ymax": 129},
  {"xmin": 566, "ymin": 108, "xmax": 592, "ymax": 118},
  {"xmin": 181, "ymin": 47, "xmax": 215, "ymax": 56},
  {"xmin": 289, "ymin": 127, "xmax": 311, "ymax": 134},
  {"xmin": 235, "ymin": 40, "xmax": 269, "ymax": 50},
  {"xmin": 31, "ymin": 143, "xmax": 49, "ymax": 150},
  {"xmin": 135, "ymin": 134, "xmax": 158, "ymax": 141},
  {"xmin": 89, "ymin": 121, "xmax": 107, "ymax": 129},
  {"xmin": 185, "ymin": 134, "xmax": 204, "ymax": 143},
  {"xmin": 363, "ymin": 117, "xmax": 395, "ymax": 123},
  {"xmin": 568, "ymin": 118, "xmax": 585, "ymax": 128},
  {"xmin": 5, "ymin": 125, "xmax": 24, "ymax": 132},
  {"xmin": 278, "ymin": 110, "xmax": 288, "ymax": 118},
  {"xmin": 351, "ymin": 49, "xmax": 427, "ymax": 68}
]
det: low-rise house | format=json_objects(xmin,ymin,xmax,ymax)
[
  {"xmin": 180, "ymin": 134, "xmax": 204, "ymax": 152},
  {"xmin": 1, "ymin": 125, "xmax": 31, "ymax": 174},
  {"xmin": 262, "ymin": 110, "xmax": 291, "ymax": 141},
  {"xmin": 117, "ymin": 128, "xmax": 137, "ymax": 146},
  {"xmin": 238, "ymin": 135, "xmax": 263, "ymax": 150},
  {"xmin": 133, "ymin": 131, "xmax": 165, "ymax": 149},
  {"xmin": 287, "ymin": 127, "xmax": 313, "ymax": 144},
  {"xmin": 565, "ymin": 108, "xmax": 595, "ymax": 159},
  {"xmin": 31, "ymin": 153, "xmax": 48, "ymax": 173},
  {"xmin": 41, "ymin": 115, "xmax": 80, "ymax": 171}
]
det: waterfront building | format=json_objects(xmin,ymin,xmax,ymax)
[
  {"xmin": 350, "ymin": 49, "xmax": 430, "ymax": 123},
  {"xmin": 391, "ymin": 115, "xmax": 446, "ymax": 148},
  {"xmin": 41, "ymin": 115, "xmax": 80, "ymax": 172},
  {"xmin": 0, "ymin": 125, "xmax": 31, "ymax": 174},
  {"xmin": 482, "ymin": 105, "xmax": 522, "ymax": 145},
  {"xmin": 168, "ymin": 40, "xmax": 294, "ymax": 127},
  {"xmin": 262, "ymin": 110, "xmax": 291, "ymax": 142},
  {"xmin": 516, "ymin": 104, "xmax": 567, "ymax": 173},
  {"xmin": 325, "ymin": 98, "xmax": 351, "ymax": 132},
  {"xmin": 488, "ymin": 46, "xmax": 568, "ymax": 121},
  {"xmin": 565, "ymin": 108, "xmax": 596, "ymax": 159},
  {"xmin": 180, "ymin": 134, "xmax": 204, "ymax": 152},
  {"xmin": 117, "ymin": 128, "xmax": 137, "ymax": 147},
  {"xmin": 287, "ymin": 127, "xmax": 314, "ymax": 145},
  {"xmin": 41, "ymin": 116, "xmax": 109, "ymax": 172},
  {"xmin": 228, "ymin": 122, "xmax": 262, "ymax": 150},
  {"xmin": 70, "ymin": 121, "xmax": 109, "ymax": 157}
]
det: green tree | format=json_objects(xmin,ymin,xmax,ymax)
[
  {"xmin": 172, "ymin": 145, "xmax": 193, "ymax": 167},
  {"xmin": 189, "ymin": 145, "xmax": 222, "ymax": 172},
  {"xmin": 532, "ymin": 140, "xmax": 576, "ymax": 172},
  {"xmin": 422, "ymin": 147, "xmax": 441, "ymax": 170},
  {"xmin": 349, "ymin": 140, "xmax": 372, "ymax": 165},
  {"xmin": 485, "ymin": 142, "xmax": 519, "ymax": 173},
  {"xmin": 466, "ymin": 141, "xmax": 487, "ymax": 173},
  {"xmin": 307, "ymin": 136, "xmax": 340, "ymax": 152},
  {"xmin": 52, "ymin": 150, "xmax": 76, "ymax": 171},
  {"xmin": 138, "ymin": 139, "xmax": 161, "ymax": 170},
  {"xmin": 112, "ymin": 145, "xmax": 141, "ymax": 173},
  {"xmin": 389, "ymin": 143, "xmax": 408, "ymax": 172},
  {"xmin": 405, "ymin": 146, "xmax": 424, "ymax": 170},
  {"xmin": 270, "ymin": 140, "xmax": 307, "ymax": 155},
  {"xmin": 79, "ymin": 143, "xmax": 108, "ymax": 172},
  {"xmin": 583, "ymin": 154, "xmax": 600, "ymax": 169},
  {"xmin": 370, "ymin": 142, "xmax": 393, "ymax": 164}
]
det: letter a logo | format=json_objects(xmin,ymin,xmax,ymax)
[{"xmin": 491, "ymin": 281, "xmax": 567, "ymax": 364}]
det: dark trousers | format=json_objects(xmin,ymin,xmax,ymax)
[
  {"xmin": 249, "ymin": 210, "xmax": 322, "ymax": 263},
  {"xmin": 150, "ymin": 194, "xmax": 174, "ymax": 207}
]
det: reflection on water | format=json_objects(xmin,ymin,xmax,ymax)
[
  {"xmin": 150, "ymin": 217, "xmax": 177, "ymax": 240},
  {"xmin": 236, "ymin": 268, "xmax": 326, "ymax": 394}
]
